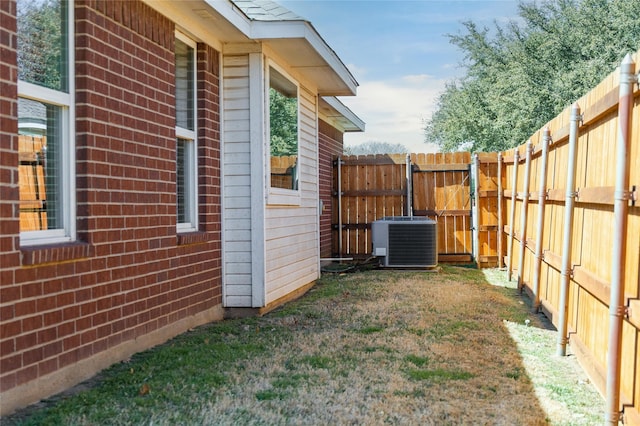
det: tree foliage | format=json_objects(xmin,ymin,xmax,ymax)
[
  {"xmin": 344, "ymin": 141, "xmax": 409, "ymax": 155},
  {"xmin": 424, "ymin": 0, "xmax": 640, "ymax": 153},
  {"xmin": 269, "ymin": 88, "xmax": 298, "ymax": 156},
  {"xmin": 18, "ymin": 0, "xmax": 65, "ymax": 91}
]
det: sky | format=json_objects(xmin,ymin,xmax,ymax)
[{"xmin": 279, "ymin": 0, "xmax": 522, "ymax": 153}]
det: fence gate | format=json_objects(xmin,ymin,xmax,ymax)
[
  {"xmin": 474, "ymin": 152, "xmax": 502, "ymax": 268},
  {"xmin": 332, "ymin": 153, "xmax": 473, "ymax": 263}
]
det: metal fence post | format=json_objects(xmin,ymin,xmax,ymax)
[
  {"xmin": 517, "ymin": 141, "xmax": 533, "ymax": 290},
  {"xmin": 337, "ymin": 156, "xmax": 343, "ymax": 257},
  {"xmin": 406, "ymin": 154, "xmax": 412, "ymax": 217},
  {"xmin": 497, "ymin": 153, "xmax": 504, "ymax": 268},
  {"xmin": 605, "ymin": 53, "xmax": 636, "ymax": 426},
  {"xmin": 557, "ymin": 103, "xmax": 582, "ymax": 356},
  {"xmin": 532, "ymin": 129, "xmax": 551, "ymax": 310},
  {"xmin": 507, "ymin": 150, "xmax": 520, "ymax": 281}
]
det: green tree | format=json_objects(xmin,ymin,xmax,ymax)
[
  {"xmin": 270, "ymin": 88, "xmax": 298, "ymax": 156},
  {"xmin": 18, "ymin": 0, "xmax": 66, "ymax": 91},
  {"xmin": 425, "ymin": 0, "xmax": 640, "ymax": 153},
  {"xmin": 344, "ymin": 141, "xmax": 409, "ymax": 155}
]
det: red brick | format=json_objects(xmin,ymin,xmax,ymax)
[
  {"xmin": 14, "ymin": 332, "xmax": 36, "ymax": 352},
  {"xmin": 35, "ymin": 296, "xmax": 56, "ymax": 313},
  {"xmin": 22, "ymin": 347, "xmax": 43, "ymax": 365},
  {"xmin": 0, "ymin": 338, "xmax": 16, "ymax": 356},
  {"xmin": 37, "ymin": 327, "xmax": 57, "ymax": 344},
  {"xmin": 56, "ymin": 292, "xmax": 74, "ymax": 308},
  {"xmin": 21, "ymin": 282, "xmax": 42, "ymax": 299},
  {"xmin": 57, "ymin": 321, "xmax": 74, "ymax": 338},
  {"xmin": 21, "ymin": 315, "xmax": 43, "ymax": 333},
  {"xmin": 1, "ymin": 319, "xmax": 21, "ymax": 338},
  {"xmin": 0, "ymin": 354, "xmax": 21, "ymax": 375},
  {"xmin": 57, "ymin": 348, "xmax": 79, "ymax": 369},
  {"xmin": 38, "ymin": 358, "xmax": 58, "ymax": 376},
  {"xmin": 15, "ymin": 366, "xmax": 37, "ymax": 386}
]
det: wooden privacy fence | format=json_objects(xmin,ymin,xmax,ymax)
[
  {"xmin": 501, "ymin": 52, "xmax": 640, "ymax": 424},
  {"xmin": 18, "ymin": 135, "xmax": 48, "ymax": 231},
  {"xmin": 270, "ymin": 155, "xmax": 297, "ymax": 189},
  {"xmin": 332, "ymin": 152, "xmax": 482, "ymax": 263}
]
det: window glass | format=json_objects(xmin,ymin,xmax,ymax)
[
  {"xmin": 17, "ymin": 0, "xmax": 73, "ymax": 244},
  {"xmin": 17, "ymin": 0, "xmax": 69, "ymax": 92},
  {"xmin": 269, "ymin": 67, "xmax": 299, "ymax": 190},
  {"xmin": 176, "ymin": 138, "xmax": 187, "ymax": 224},
  {"xmin": 175, "ymin": 38, "xmax": 194, "ymax": 131},
  {"xmin": 18, "ymin": 99, "xmax": 63, "ymax": 231},
  {"xmin": 175, "ymin": 35, "xmax": 197, "ymax": 231}
]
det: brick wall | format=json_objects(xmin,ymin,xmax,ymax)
[
  {"xmin": 0, "ymin": 0, "xmax": 19, "ymax": 279},
  {"xmin": 0, "ymin": 0, "xmax": 223, "ymax": 414},
  {"xmin": 0, "ymin": 0, "xmax": 22, "ymax": 396},
  {"xmin": 318, "ymin": 119, "xmax": 344, "ymax": 259}
]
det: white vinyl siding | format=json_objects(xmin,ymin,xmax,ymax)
[
  {"xmin": 264, "ymin": 85, "xmax": 319, "ymax": 304},
  {"xmin": 222, "ymin": 52, "xmax": 320, "ymax": 308},
  {"xmin": 222, "ymin": 54, "xmax": 253, "ymax": 307}
]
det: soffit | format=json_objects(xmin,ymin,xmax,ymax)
[
  {"xmin": 319, "ymin": 97, "xmax": 365, "ymax": 133},
  {"xmin": 145, "ymin": 0, "xmax": 358, "ymax": 96}
]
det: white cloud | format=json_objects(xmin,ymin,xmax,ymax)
[{"xmin": 340, "ymin": 74, "xmax": 446, "ymax": 153}]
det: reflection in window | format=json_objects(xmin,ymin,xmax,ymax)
[
  {"xmin": 175, "ymin": 35, "xmax": 197, "ymax": 231},
  {"xmin": 17, "ymin": 0, "xmax": 73, "ymax": 242},
  {"xmin": 176, "ymin": 138, "xmax": 189, "ymax": 224},
  {"xmin": 175, "ymin": 38, "xmax": 194, "ymax": 132},
  {"xmin": 18, "ymin": 99, "xmax": 62, "ymax": 231},
  {"xmin": 17, "ymin": 0, "xmax": 68, "ymax": 92},
  {"xmin": 269, "ymin": 67, "xmax": 299, "ymax": 190}
]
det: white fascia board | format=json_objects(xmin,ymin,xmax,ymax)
[
  {"xmin": 321, "ymin": 97, "xmax": 365, "ymax": 132},
  {"xmin": 251, "ymin": 20, "xmax": 358, "ymax": 96},
  {"xmin": 203, "ymin": 0, "xmax": 253, "ymax": 37}
]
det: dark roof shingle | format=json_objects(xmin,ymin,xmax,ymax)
[{"xmin": 232, "ymin": 0, "xmax": 305, "ymax": 21}]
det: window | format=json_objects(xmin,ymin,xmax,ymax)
[
  {"xmin": 17, "ymin": 0, "xmax": 75, "ymax": 245},
  {"xmin": 175, "ymin": 34, "xmax": 197, "ymax": 232},
  {"xmin": 268, "ymin": 65, "xmax": 299, "ymax": 192}
]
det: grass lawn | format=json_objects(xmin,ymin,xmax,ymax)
[{"xmin": 4, "ymin": 266, "xmax": 603, "ymax": 425}]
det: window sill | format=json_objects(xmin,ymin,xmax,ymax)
[
  {"xmin": 21, "ymin": 242, "xmax": 94, "ymax": 266},
  {"xmin": 177, "ymin": 231, "xmax": 209, "ymax": 246}
]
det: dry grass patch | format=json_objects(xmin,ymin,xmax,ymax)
[{"xmin": 5, "ymin": 266, "xmax": 602, "ymax": 425}]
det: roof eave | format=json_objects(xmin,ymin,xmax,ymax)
[
  {"xmin": 319, "ymin": 97, "xmax": 365, "ymax": 133},
  {"xmin": 251, "ymin": 20, "xmax": 358, "ymax": 96},
  {"xmin": 156, "ymin": 0, "xmax": 358, "ymax": 96}
]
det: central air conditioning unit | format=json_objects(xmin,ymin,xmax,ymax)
[{"xmin": 371, "ymin": 216, "xmax": 438, "ymax": 268}]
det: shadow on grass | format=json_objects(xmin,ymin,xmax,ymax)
[{"xmin": 4, "ymin": 266, "xmax": 602, "ymax": 425}]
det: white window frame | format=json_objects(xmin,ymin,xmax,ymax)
[
  {"xmin": 18, "ymin": 1, "xmax": 75, "ymax": 246},
  {"xmin": 175, "ymin": 32, "xmax": 198, "ymax": 233},
  {"xmin": 266, "ymin": 60, "xmax": 301, "ymax": 206}
]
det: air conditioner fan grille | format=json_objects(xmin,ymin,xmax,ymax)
[{"xmin": 387, "ymin": 223, "xmax": 437, "ymax": 266}]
